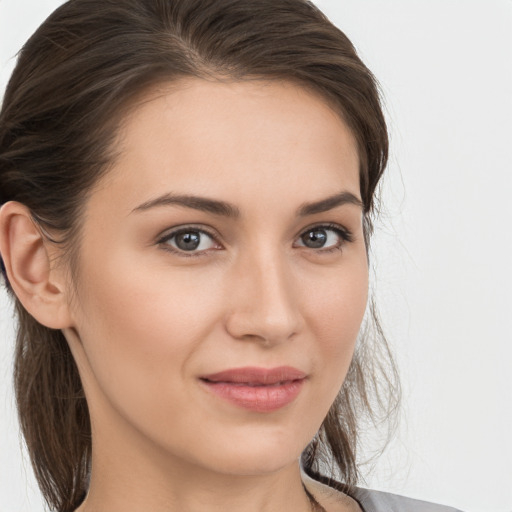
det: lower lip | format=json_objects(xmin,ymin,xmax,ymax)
[{"xmin": 201, "ymin": 379, "xmax": 305, "ymax": 412}]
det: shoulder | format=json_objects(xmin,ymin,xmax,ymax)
[
  {"xmin": 348, "ymin": 487, "xmax": 464, "ymax": 512},
  {"xmin": 302, "ymin": 472, "xmax": 463, "ymax": 512}
]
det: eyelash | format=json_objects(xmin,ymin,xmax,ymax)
[
  {"xmin": 156, "ymin": 223, "xmax": 354, "ymax": 259},
  {"xmin": 296, "ymin": 223, "xmax": 354, "ymax": 254}
]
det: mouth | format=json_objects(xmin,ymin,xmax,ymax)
[{"xmin": 199, "ymin": 366, "xmax": 307, "ymax": 412}]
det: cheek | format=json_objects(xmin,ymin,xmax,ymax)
[
  {"xmin": 307, "ymin": 260, "xmax": 368, "ymax": 340},
  {"xmin": 77, "ymin": 242, "xmax": 220, "ymax": 341},
  {"xmin": 302, "ymin": 256, "xmax": 368, "ymax": 383},
  {"xmin": 71, "ymin": 250, "xmax": 224, "ymax": 417}
]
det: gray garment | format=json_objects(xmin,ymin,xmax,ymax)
[{"xmin": 351, "ymin": 487, "xmax": 464, "ymax": 512}]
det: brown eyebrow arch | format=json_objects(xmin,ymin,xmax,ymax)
[
  {"xmin": 297, "ymin": 191, "xmax": 363, "ymax": 216},
  {"xmin": 132, "ymin": 193, "xmax": 241, "ymax": 218},
  {"xmin": 132, "ymin": 190, "xmax": 363, "ymax": 218}
]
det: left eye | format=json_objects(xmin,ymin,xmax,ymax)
[
  {"xmin": 295, "ymin": 225, "xmax": 349, "ymax": 251},
  {"xmin": 159, "ymin": 228, "xmax": 218, "ymax": 253}
]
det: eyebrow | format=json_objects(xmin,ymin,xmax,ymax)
[
  {"xmin": 132, "ymin": 190, "xmax": 363, "ymax": 218},
  {"xmin": 297, "ymin": 191, "xmax": 363, "ymax": 216},
  {"xmin": 133, "ymin": 193, "xmax": 241, "ymax": 217}
]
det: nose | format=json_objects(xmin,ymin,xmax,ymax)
[{"xmin": 224, "ymin": 248, "xmax": 303, "ymax": 346}]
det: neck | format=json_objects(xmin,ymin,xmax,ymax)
[
  {"xmin": 76, "ymin": 414, "xmax": 313, "ymax": 512},
  {"xmin": 79, "ymin": 459, "xmax": 313, "ymax": 512}
]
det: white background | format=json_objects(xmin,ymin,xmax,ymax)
[{"xmin": 1, "ymin": 1, "xmax": 511, "ymax": 511}]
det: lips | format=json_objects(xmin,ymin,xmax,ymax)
[
  {"xmin": 202, "ymin": 366, "xmax": 307, "ymax": 385},
  {"xmin": 200, "ymin": 366, "xmax": 307, "ymax": 412}
]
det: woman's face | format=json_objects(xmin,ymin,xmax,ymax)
[{"xmin": 64, "ymin": 78, "xmax": 368, "ymax": 477}]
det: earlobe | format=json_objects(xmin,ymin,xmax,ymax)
[{"xmin": 0, "ymin": 201, "xmax": 73, "ymax": 329}]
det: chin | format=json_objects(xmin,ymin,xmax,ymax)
[
  {"xmin": 183, "ymin": 427, "xmax": 310, "ymax": 477},
  {"xmin": 205, "ymin": 451, "xmax": 299, "ymax": 477}
]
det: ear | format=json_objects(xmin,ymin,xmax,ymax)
[{"xmin": 0, "ymin": 201, "xmax": 73, "ymax": 329}]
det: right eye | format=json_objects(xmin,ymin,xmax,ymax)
[{"xmin": 158, "ymin": 227, "xmax": 220, "ymax": 257}]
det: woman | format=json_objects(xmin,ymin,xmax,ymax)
[{"xmin": 0, "ymin": 1, "xmax": 463, "ymax": 511}]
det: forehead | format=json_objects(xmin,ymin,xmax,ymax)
[{"xmin": 92, "ymin": 78, "xmax": 361, "ymax": 215}]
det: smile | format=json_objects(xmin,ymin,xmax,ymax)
[{"xmin": 200, "ymin": 366, "xmax": 307, "ymax": 412}]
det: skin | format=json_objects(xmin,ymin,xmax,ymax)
[{"xmin": 0, "ymin": 79, "xmax": 366, "ymax": 512}]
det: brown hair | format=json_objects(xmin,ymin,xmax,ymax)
[{"xmin": 0, "ymin": 1, "xmax": 399, "ymax": 510}]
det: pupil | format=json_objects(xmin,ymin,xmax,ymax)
[
  {"xmin": 176, "ymin": 232, "xmax": 200, "ymax": 251},
  {"xmin": 303, "ymin": 229, "xmax": 327, "ymax": 248}
]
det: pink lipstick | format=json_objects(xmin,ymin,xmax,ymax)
[{"xmin": 200, "ymin": 366, "xmax": 306, "ymax": 412}]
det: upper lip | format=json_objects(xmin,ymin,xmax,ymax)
[{"xmin": 201, "ymin": 366, "xmax": 307, "ymax": 385}]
